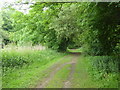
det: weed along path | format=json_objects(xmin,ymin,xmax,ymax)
[{"xmin": 35, "ymin": 53, "xmax": 97, "ymax": 88}]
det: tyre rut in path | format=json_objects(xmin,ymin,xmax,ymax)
[
  {"xmin": 36, "ymin": 54, "xmax": 79, "ymax": 88},
  {"xmin": 63, "ymin": 54, "xmax": 79, "ymax": 88},
  {"xmin": 36, "ymin": 55, "xmax": 71, "ymax": 88}
]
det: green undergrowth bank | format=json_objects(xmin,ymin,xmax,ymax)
[
  {"xmin": 84, "ymin": 56, "xmax": 119, "ymax": 88},
  {"xmin": 72, "ymin": 55, "xmax": 119, "ymax": 88},
  {"xmin": 2, "ymin": 49, "xmax": 65, "ymax": 88}
]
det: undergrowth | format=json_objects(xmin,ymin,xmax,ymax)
[
  {"xmin": 85, "ymin": 56, "xmax": 119, "ymax": 88},
  {"xmin": 2, "ymin": 48, "xmax": 65, "ymax": 88}
]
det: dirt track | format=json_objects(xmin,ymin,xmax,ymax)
[{"xmin": 36, "ymin": 54, "xmax": 79, "ymax": 88}]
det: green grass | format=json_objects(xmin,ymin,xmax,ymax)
[
  {"xmin": 2, "ymin": 49, "xmax": 65, "ymax": 88},
  {"xmin": 71, "ymin": 55, "xmax": 119, "ymax": 88},
  {"xmin": 46, "ymin": 64, "xmax": 71, "ymax": 88},
  {"xmin": 2, "ymin": 49, "xmax": 63, "ymax": 69},
  {"xmin": 32, "ymin": 55, "xmax": 73, "ymax": 88},
  {"xmin": 2, "ymin": 47, "xmax": 119, "ymax": 88},
  {"xmin": 71, "ymin": 56, "xmax": 97, "ymax": 88},
  {"xmin": 2, "ymin": 59, "xmax": 61, "ymax": 88},
  {"xmin": 82, "ymin": 56, "xmax": 119, "ymax": 88},
  {"xmin": 67, "ymin": 47, "xmax": 83, "ymax": 53}
]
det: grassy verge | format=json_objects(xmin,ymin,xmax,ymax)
[
  {"xmin": 72, "ymin": 55, "xmax": 119, "ymax": 88},
  {"xmin": 45, "ymin": 64, "xmax": 71, "ymax": 88},
  {"xmin": 2, "ymin": 49, "xmax": 65, "ymax": 88},
  {"xmin": 72, "ymin": 56, "xmax": 97, "ymax": 88},
  {"xmin": 83, "ymin": 56, "xmax": 119, "ymax": 88}
]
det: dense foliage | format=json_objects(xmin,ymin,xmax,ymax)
[
  {"xmin": 2, "ymin": 49, "xmax": 63, "ymax": 74},
  {"xmin": 2, "ymin": 2, "xmax": 119, "ymax": 55},
  {"xmin": 85, "ymin": 56, "xmax": 119, "ymax": 88},
  {"xmin": 1, "ymin": 3, "xmax": 119, "ymax": 53}
]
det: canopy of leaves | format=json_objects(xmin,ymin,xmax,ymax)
[{"xmin": 2, "ymin": 2, "xmax": 120, "ymax": 55}]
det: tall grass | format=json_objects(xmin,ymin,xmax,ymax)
[
  {"xmin": 91, "ymin": 56, "xmax": 119, "ymax": 73},
  {"xmin": 2, "ymin": 48, "xmax": 65, "ymax": 88},
  {"xmin": 85, "ymin": 56, "xmax": 119, "ymax": 88},
  {"xmin": 2, "ymin": 49, "xmax": 64, "ymax": 74}
]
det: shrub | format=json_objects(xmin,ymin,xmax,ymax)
[
  {"xmin": 86, "ymin": 56, "xmax": 119, "ymax": 88},
  {"xmin": 91, "ymin": 56, "xmax": 119, "ymax": 73}
]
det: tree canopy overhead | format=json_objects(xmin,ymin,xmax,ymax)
[{"xmin": 1, "ymin": 2, "xmax": 120, "ymax": 55}]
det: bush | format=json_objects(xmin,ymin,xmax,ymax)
[
  {"xmin": 91, "ymin": 56, "xmax": 119, "ymax": 73},
  {"xmin": 85, "ymin": 56, "xmax": 119, "ymax": 88}
]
